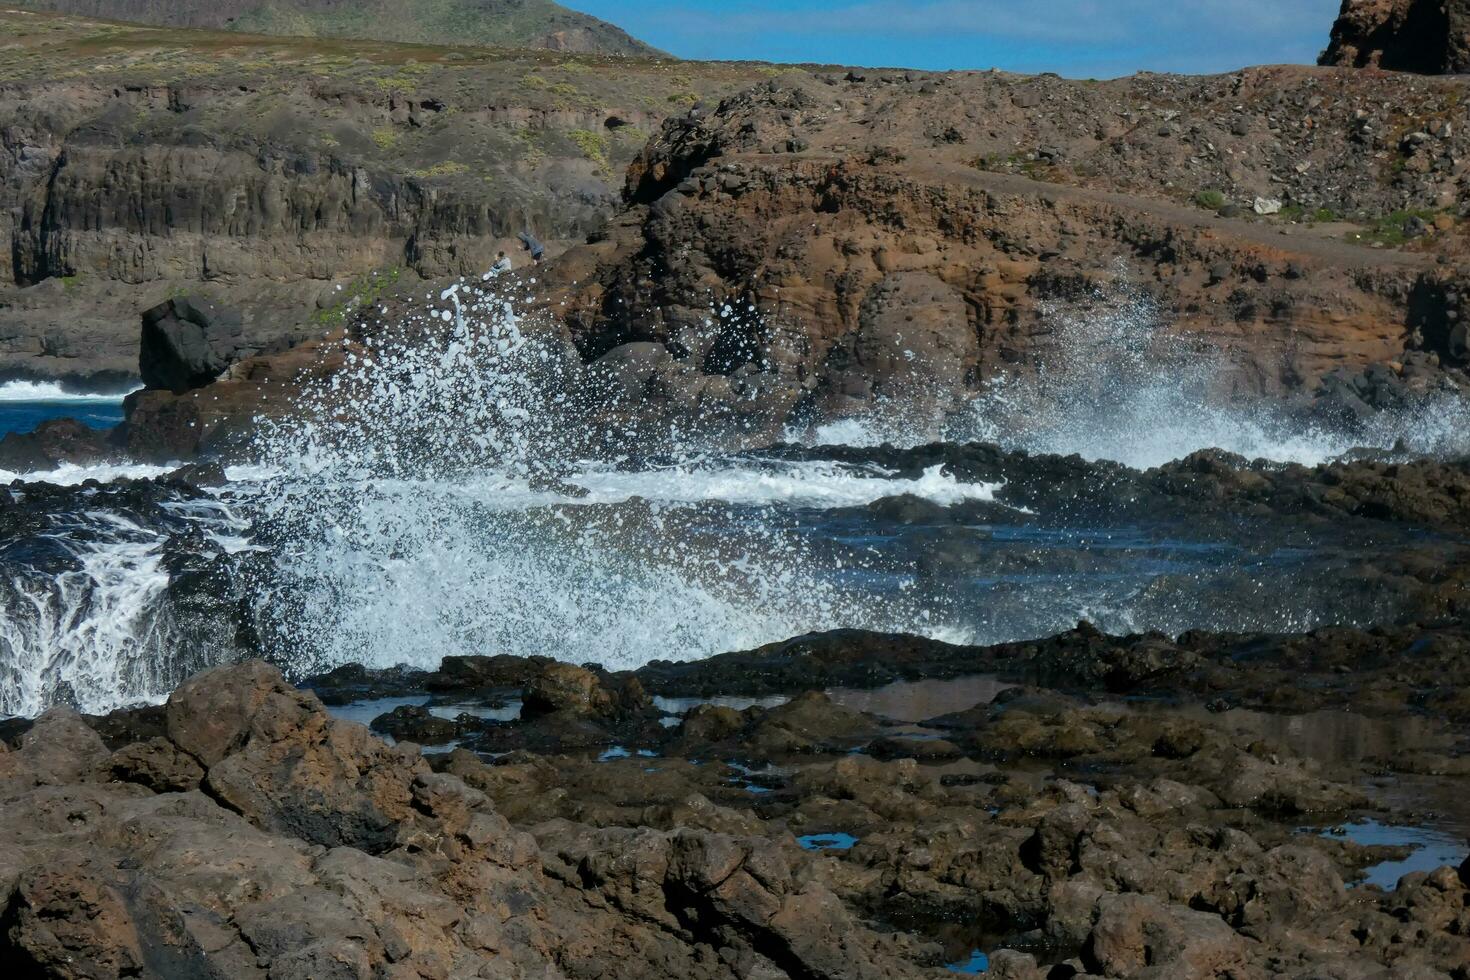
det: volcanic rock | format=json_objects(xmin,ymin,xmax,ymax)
[
  {"xmin": 139, "ymin": 296, "xmax": 246, "ymax": 393},
  {"xmin": 1321, "ymin": 0, "xmax": 1470, "ymax": 74},
  {"xmin": 1084, "ymin": 893, "xmax": 1249, "ymax": 977},
  {"xmin": 0, "ymin": 659, "xmax": 948, "ymax": 978},
  {"xmin": 521, "ymin": 662, "xmax": 651, "ymax": 720},
  {"xmin": 0, "ymin": 417, "xmax": 114, "ymax": 473},
  {"xmin": 369, "ymin": 705, "xmax": 462, "ymax": 744}
]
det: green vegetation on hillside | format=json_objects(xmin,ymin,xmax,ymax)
[{"xmin": 11, "ymin": 0, "xmax": 665, "ymax": 57}]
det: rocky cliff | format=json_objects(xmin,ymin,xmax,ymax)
[
  {"xmin": 12, "ymin": 0, "xmax": 661, "ymax": 55},
  {"xmin": 0, "ymin": 8, "xmax": 762, "ymax": 384},
  {"xmin": 1321, "ymin": 0, "xmax": 1470, "ymax": 74},
  {"xmin": 124, "ymin": 62, "xmax": 1470, "ymax": 459},
  {"xmin": 537, "ymin": 66, "xmax": 1470, "ymax": 442}
]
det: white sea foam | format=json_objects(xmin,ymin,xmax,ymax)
[
  {"xmin": 0, "ymin": 462, "xmax": 176, "ymax": 485},
  {"xmin": 563, "ymin": 460, "xmax": 999, "ymax": 508},
  {"xmin": 796, "ymin": 284, "xmax": 1470, "ymax": 470},
  {"xmin": 0, "ymin": 380, "xmax": 136, "ymax": 402},
  {"xmin": 0, "ymin": 513, "xmax": 176, "ymax": 717},
  {"xmin": 238, "ymin": 282, "xmax": 966, "ymax": 678},
  {"xmin": 5, "ymin": 277, "xmax": 1460, "ymax": 716}
]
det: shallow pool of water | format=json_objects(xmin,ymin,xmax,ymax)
[
  {"xmin": 1319, "ymin": 820, "xmax": 1468, "ymax": 890},
  {"xmin": 797, "ymin": 833, "xmax": 860, "ymax": 852},
  {"xmin": 828, "ymin": 675, "xmax": 1016, "ymax": 723}
]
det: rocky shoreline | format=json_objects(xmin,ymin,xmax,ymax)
[
  {"xmin": 4, "ymin": 6, "xmax": 1470, "ymax": 978},
  {"xmin": 2, "ymin": 617, "xmax": 1467, "ymax": 978}
]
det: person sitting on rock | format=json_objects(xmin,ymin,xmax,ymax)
[
  {"xmin": 518, "ymin": 231, "xmax": 546, "ymax": 264},
  {"xmin": 485, "ymin": 251, "xmax": 512, "ymax": 278}
]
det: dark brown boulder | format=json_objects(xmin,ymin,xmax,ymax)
[
  {"xmin": 1084, "ymin": 893, "xmax": 1249, "ymax": 977},
  {"xmin": 108, "ymin": 737, "xmax": 206, "ymax": 794},
  {"xmin": 164, "ymin": 660, "xmax": 292, "ymax": 767},
  {"xmin": 139, "ymin": 296, "xmax": 245, "ymax": 394},
  {"xmin": 0, "ymin": 707, "xmax": 111, "ymax": 788},
  {"xmin": 3, "ymin": 865, "xmax": 149, "ymax": 978},
  {"xmin": 2, "ymin": 863, "xmax": 212, "ymax": 979},
  {"xmin": 520, "ymin": 662, "xmax": 651, "ymax": 720},
  {"xmin": 166, "ymin": 660, "xmax": 434, "ymax": 852},
  {"xmin": 1321, "ymin": 0, "xmax": 1470, "ymax": 74},
  {"xmin": 0, "ymin": 417, "xmax": 113, "ymax": 473}
]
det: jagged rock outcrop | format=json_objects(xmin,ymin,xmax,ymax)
[
  {"xmin": 123, "ymin": 62, "xmax": 1470, "ymax": 457},
  {"xmin": 0, "ymin": 416, "xmax": 116, "ymax": 472},
  {"xmin": 139, "ymin": 297, "xmax": 246, "ymax": 393},
  {"xmin": 0, "ymin": 661, "xmax": 935, "ymax": 978},
  {"xmin": 1321, "ymin": 0, "xmax": 1470, "ymax": 74},
  {"xmin": 541, "ymin": 68, "xmax": 1470, "ymax": 441}
]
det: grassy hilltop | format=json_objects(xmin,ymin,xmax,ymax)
[{"xmin": 9, "ymin": 0, "xmax": 663, "ymax": 55}]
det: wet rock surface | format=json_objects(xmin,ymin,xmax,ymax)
[{"xmin": 0, "ymin": 417, "xmax": 118, "ymax": 473}]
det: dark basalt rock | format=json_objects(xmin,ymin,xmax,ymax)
[
  {"xmin": 521, "ymin": 662, "xmax": 651, "ymax": 721},
  {"xmin": 1321, "ymin": 0, "xmax": 1470, "ymax": 75},
  {"xmin": 369, "ymin": 704, "xmax": 462, "ymax": 744},
  {"xmin": 426, "ymin": 654, "xmax": 553, "ymax": 693},
  {"xmin": 0, "ymin": 417, "xmax": 116, "ymax": 473},
  {"xmin": 139, "ymin": 296, "xmax": 247, "ymax": 394},
  {"xmin": 635, "ymin": 629, "xmax": 989, "ymax": 698}
]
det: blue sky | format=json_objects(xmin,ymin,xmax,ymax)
[{"xmin": 565, "ymin": 0, "xmax": 1343, "ymax": 78}]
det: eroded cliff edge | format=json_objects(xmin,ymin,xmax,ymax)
[{"xmin": 0, "ymin": 8, "xmax": 763, "ymax": 384}]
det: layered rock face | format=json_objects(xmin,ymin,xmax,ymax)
[
  {"xmin": 1321, "ymin": 0, "xmax": 1470, "ymax": 74},
  {"xmin": 0, "ymin": 11, "xmax": 760, "ymax": 384},
  {"xmin": 124, "ymin": 63, "xmax": 1470, "ymax": 457}
]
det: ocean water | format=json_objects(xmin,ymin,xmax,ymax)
[
  {"xmin": 0, "ymin": 381, "xmax": 129, "ymax": 436},
  {"xmin": 0, "ymin": 282, "xmax": 1465, "ymax": 715}
]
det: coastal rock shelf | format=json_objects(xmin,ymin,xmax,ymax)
[{"xmin": 1, "ymin": 634, "xmax": 1467, "ymax": 978}]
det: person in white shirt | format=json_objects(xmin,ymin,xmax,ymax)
[{"xmin": 484, "ymin": 251, "xmax": 513, "ymax": 279}]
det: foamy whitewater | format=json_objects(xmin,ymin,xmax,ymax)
[
  {"xmin": 2, "ymin": 280, "xmax": 1466, "ymax": 715},
  {"xmin": 236, "ymin": 283, "xmax": 952, "ymax": 679},
  {"xmin": 803, "ymin": 286, "xmax": 1470, "ymax": 469},
  {"xmin": 0, "ymin": 380, "xmax": 138, "ymax": 403}
]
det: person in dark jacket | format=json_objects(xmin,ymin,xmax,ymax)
[{"xmin": 518, "ymin": 231, "xmax": 546, "ymax": 263}]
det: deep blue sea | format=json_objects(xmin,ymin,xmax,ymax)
[
  {"xmin": 0, "ymin": 400, "xmax": 126, "ymax": 436},
  {"xmin": 0, "ymin": 382, "xmax": 129, "ymax": 437}
]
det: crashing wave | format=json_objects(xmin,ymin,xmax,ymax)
[
  {"xmin": 237, "ymin": 281, "xmax": 956, "ymax": 679},
  {"xmin": 0, "ymin": 380, "xmax": 138, "ymax": 403}
]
